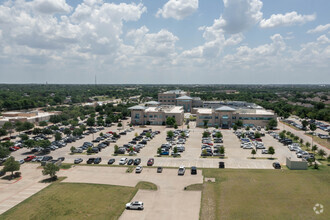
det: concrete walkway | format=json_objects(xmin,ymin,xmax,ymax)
[{"xmin": 0, "ymin": 164, "xmax": 50, "ymax": 215}]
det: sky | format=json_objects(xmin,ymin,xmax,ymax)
[{"xmin": 0, "ymin": 0, "xmax": 329, "ymax": 84}]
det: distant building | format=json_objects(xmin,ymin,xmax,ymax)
[
  {"xmin": 0, "ymin": 111, "xmax": 59, "ymax": 127},
  {"xmin": 129, "ymin": 105, "xmax": 184, "ymax": 126}
]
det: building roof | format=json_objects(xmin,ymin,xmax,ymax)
[
  {"xmin": 128, "ymin": 105, "xmax": 146, "ymax": 110},
  {"xmin": 176, "ymin": 95, "xmax": 192, "ymax": 100},
  {"xmin": 215, "ymin": 106, "xmax": 236, "ymax": 111},
  {"xmin": 197, "ymin": 108, "xmax": 213, "ymax": 114},
  {"xmin": 145, "ymin": 101, "xmax": 160, "ymax": 105}
]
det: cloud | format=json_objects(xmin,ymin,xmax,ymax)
[
  {"xmin": 216, "ymin": 0, "xmax": 263, "ymax": 34},
  {"xmin": 156, "ymin": 0, "xmax": 198, "ymax": 20},
  {"xmin": 307, "ymin": 23, "xmax": 330, "ymax": 34},
  {"xmin": 32, "ymin": 0, "xmax": 72, "ymax": 14},
  {"xmin": 126, "ymin": 26, "xmax": 179, "ymax": 57},
  {"xmin": 260, "ymin": 11, "xmax": 316, "ymax": 28}
]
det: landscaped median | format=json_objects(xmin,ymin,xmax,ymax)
[
  {"xmin": 0, "ymin": 176, "xmax": 156, "ymax": 219},
  {"xmin": 247, "ymin": 157, "xmax": 277, "ymax": 160}
]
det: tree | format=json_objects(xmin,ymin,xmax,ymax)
[
  {"xmin": 32, "ymin": 128, "xmax": 42, "ymax": 135},
  {"xmin": 317, "ymin": 149, "xmax": 326, "ymax": 159},
  {"xmin": 87, "ymin": 147, "xmax": 93, "ymax": 154},
  {"xmin": 236, "ymin": 120, "xmax": 243, "ymax": 127},
  {"xmin": 203, "ymin": 120, "xmax": 208, "ymax": 128},
  {"xmin": 19, "ymin": 134, "xmax": 29, "ymax": 141},
  {"xmin": 173, "ymin": 146, "xmax": 178, "ymax": 154},
  {"xmin": 301, "ymin": 120, "xmax": 308, "ymax": 129},
  {"xmin": 0, "ymin": 144, "xmax": 10, "ymax": 159},
  {"xmin": 279, "ymin": 131, "xmax": 286, "ymax": 140},
  {"xmin": 312, "ymin": 145, "xmax": 318, "ymax": 153},
  {"xmin": 166, "ymin": 117, "xmax": 175, "ymax": 127},
  {"xmin": 219, "ymin": 146, "xmax": 225, "ymax": 155},
  {"xmin": 251, "ymin": 149, "xmax": 256, "ymax": 158},
  {"xmin": 203, "ymin": 131, "xmax": 210, "ymax": 138},
  {"xmin": 3, "ymin": 157, "xmax": 20, "ymax": 177},
  {"xmin": 134, "ymin": 132, "xmax": 138, "ymax": 137},
  {"xmin": 174, "ymin": 123, "xmax": 178, "ymax": 129},
  {"xmin": 39, "ymin": 121, "xmax": 48, "ymax": 127},
  {"xmin": 37, "ymin": 140, "xmax": 51, "ymax": 149},
  {"xmin": 55, "ymin": 132, "xmax": 62, "ymax": 141},
  {"xmin": 215, "ymin": 132, "xmax": 223, "ymax": 138},
  {"xmin": 70, "ymin": 146, "xmax": 76, "ymax": 153},
  {"xmin": 114, "ymin": 145, "xmax": 119, "ymax": 154},
  {"xmin": 255, "ymin": 132, "xmax": 261, "ymax": 138},
  {"xmin": 306, "ymin": 142, "xmax": 311, "ymax": 148},
  {"xmin": 146, "ymin": 132, "xmax": 151, "ymax": 138},
  {"xmin": 268, "ymin": 119, "xmax": 278, "ymax": 129},
  {"xmin": 180, "ymin": 132, "xmax": 186, "ymax": 138},
  {"xmin": 233, "ymin": 125, "xmax": 238, "ymax": 131},
  {"xmin": 86, "ymin": 117, "xmax": 95, "ymax": 127},
  {"xmin": 63, "ymin": 128, "xmax": 71, "ymax": 136},
  {"xmin": 309, "ymin": 123, "xmax": 317, "ymax": 132},
  {"xmin": 117, "ymin": 122, "xmax": 122, "ymax": 127},
  {"xmin": 0, "ymin": 128, "xmax": 7, "ymax": 137},
  {"xmin": 268, "ymin": 146, "xmax": 275, "ymax": 158},
  {"xmin": 202, "ymin": 149, "xmax": 207, "ymax": 156},
  {"xmin": 157, "ymin": 147, "xmax": 162, "ymax": 155},
  {"xmin": 3, "ymin": 122, "xmax": 13, "ymax": 137},
  {"xmin": 167, "ymin": 131, "xmax": 174, "ymax": 138},
  {"xmin": 42, "ymin": 163, "xmax": 60, "ymax": 180},
  {"xmin": 99, "ymin": 132, "xmax": 104, "ymax": 137},
  {"xmin": 129, "ymin": 146, "xmax": 134, "ymax": 153},
  {"xmin": 23, "ymin": 139, "xmax": 35, "ymax": 149}
]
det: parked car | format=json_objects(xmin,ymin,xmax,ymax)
[
  {"xmin": 178, "ymin": 166, "xmax": 185, "ymax": 175},
  {"xmin": 108, "ymin": 158, "xmax": 115, "ymax": 165},
  {"xmin": 18, "ymin": 159, "xmax": 25, "ymax": 164},
  {"xmin": 147, "ymin": 158, "xmax": 154, "ymax": 166},
  {"xmin": 135, "ymin": 166, "xmax": 143, "ymax": 173},
  {"xmin": 157, "ymin": 167, "xmax": 163, "ymax": 173},
  {"xmin": 127, "ymin": 159, "xmax": 134, "ymax": 165},
  {"xmin": 261, "ymin": 149, "xmax": 268, "ymax": 154},
  {"xmin": 24, "ymin": 156, "xmax": 36, "ymax": 162},
  {"xmin": 87, "ymin": 158, "xmax": 95, "ymax": 164},
  {"xmin": 74, "ymin": 158, "xmax": 83, "ymax": 164},
  {"xmin": 191, "ymin": 166, "xmax": 197, "ymax": 175},
  {"xmin": 126, "ymin": 201, "xmax": 144, "ymax": 210},
  {"xmin": 134, "ymin": 158, "xmax": 141, "ymax": 165},
  {"xmin": 58, "ymin": 157, "xmax": 65, "ymax": 162},
  {"xmin": 272, "ymin": 162, "xmax": 281, "ymax": 169},
  {"xmin": 119, "ymin": 157, "xmax": 128, "ymax": 165},
  {"xmin": 94, "ymin": 157, "xmax": 102, "ymax": 164},
  {"xmin": 219, "ymin": 161, "xmax": 225, "ymax": 168}
]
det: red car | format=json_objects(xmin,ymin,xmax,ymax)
[
  {"xmin": 24, "ymin": 156, "xmax": 36, "ymax": 162},
  {"xmin": 9, "ymin": 146, "xmax": 20, "ymax": 151},
  {"xmin": 206, "ymin": 143, "xmax": 213, "ymax": 146},
  {"xmin": 147, "ymin": 158, "xmax": 154, "ymax": 166}
]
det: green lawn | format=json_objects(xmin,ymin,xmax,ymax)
[
  {"xmin": 201, "ymin": 167, "xmax": 330, "ymax": 220},
  {"xmin": 0, "ymin": 178, "xmax": 144, "ymax": 220}
]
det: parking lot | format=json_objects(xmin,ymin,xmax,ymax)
[
  {"xmin": 62, "ymin": 166, "xmax": 203, "ymax": 220},
  {"xmin": 8, "ymin": 120, "xmax": 300, "ymax": 169}
]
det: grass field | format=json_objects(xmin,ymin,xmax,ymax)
[
  {"xmin": 306, "ymin": 134, "xmax": 330, "ymax": 149},
  {"xmin": 0, "ymin": 179, "xmax": 155, "ymax": 220},
  {"xmin": 200, "ymin": 167, "xmax": 330, "ymax": 220}
]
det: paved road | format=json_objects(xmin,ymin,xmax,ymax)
[
  {"xmin": 62, "ymin": 166, "xmax": 203, "ymax": 220},
  {"xmin": 278, "ymin": 120, "xmax": 330, "ymax": 155}
]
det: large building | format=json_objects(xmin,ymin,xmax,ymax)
[
  {"xmin": 158, "ymin": 90, "xmax": 202, "ymax": 112},
  {"xmin": 129, "ymin": 90, "xmax": 276, "ymax": 128},
  {"xmin": 129, "ymin": 105, "xmax": 184, "ymax": 126},
  {"xmin": 194, "ymin": 107, "xmax": 276, "ymax": 128}
]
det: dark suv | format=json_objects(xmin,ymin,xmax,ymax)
[
  {"xmin": 191, "ymin": 166, "xmax": 197, "ymax": 175},
  {"xmin": 87, "ymin": 158, "xmax": 95, "ymax": 164},
  {"xmin": 94, "ymin": 157, "xmax": 102, "ymax": 164},
  {"xmin": 272, "ymin": 162, "xmax": 281, "ymax": 169}
]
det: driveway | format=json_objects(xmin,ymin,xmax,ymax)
[{"xmin": 62, "ymin": 166, "xmax": 203, "ymax": 220}]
